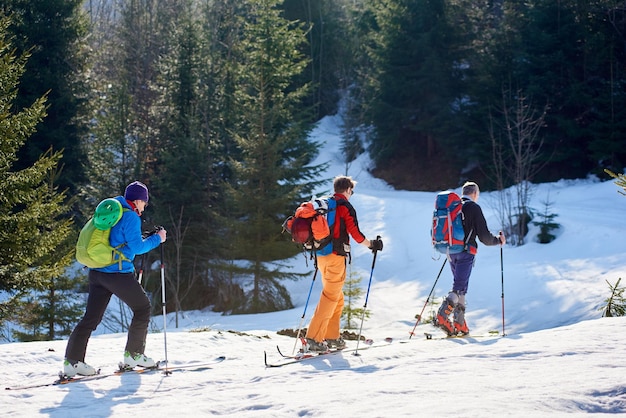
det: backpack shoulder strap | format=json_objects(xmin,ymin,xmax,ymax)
[
  {"xmin": 113, "ymin": 208, "xmax": 131, "ymax": 269},
  {"xmin": 458, "ymin": 199, "xmax": 476, "ymax": 251},
  {"xmin": 326, "ymin": 196, "xmax": 339, "ymax": 226}
]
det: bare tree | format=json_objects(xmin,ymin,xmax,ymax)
[
  {"xmin": 490, "ymin": 88, "xmax": 549, "ymax": 246},
  {"xmin": 164, "ymin": 205, "xmax": 204, "ymax": 328}
]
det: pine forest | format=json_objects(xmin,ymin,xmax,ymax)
[{"xmin": 1, "ymin": 0, "xmax": 626, "ymax": 341}]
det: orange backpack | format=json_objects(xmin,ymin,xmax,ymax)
[{"xmin": 283, "ymin": 197, "xmax": 334, "ymax": 250}]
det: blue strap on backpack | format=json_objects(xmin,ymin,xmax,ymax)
[{"xmin": 316, "ymin": 198, "xmax": 337, "ymax": 256}]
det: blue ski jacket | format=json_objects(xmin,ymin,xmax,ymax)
[{"xmin": 94, "ymin": 196, "xmax": 161, "ymax": 273}]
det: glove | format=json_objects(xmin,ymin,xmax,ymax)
[{"xmin": 369, "ymin": 238, "xmax": 383, "ymax": 253}]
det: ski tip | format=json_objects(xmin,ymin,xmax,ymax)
[{"xmin": 424, "ymin": 332, "xmax": 433, "ymax": 340}]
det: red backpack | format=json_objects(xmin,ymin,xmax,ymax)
[
  {"xmin": 283, "ymin": 197, "xmax": 334, "ymax": 250},
  {"xmin": 431, "ymin": 191, "xmax": 475, "ymax": 255}
]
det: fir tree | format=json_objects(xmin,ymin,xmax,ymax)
[
  {"xmin": 12, "ymin": 274, "xmax": 85, "ymax": 342},
  {"xmin": 227, "ymin": 0, "xmax": 326, "ymax": 313},
  {"xmin": 342, "ymin": 265, "xmax": 371, "ymax": 329},
  {"xmin": 605, "ymin": 169, "xmax": 626, "ymax": 196},
  {"xmin": 602, "ymin": 278, "xmax": 626, "ymax": 317},
  {"xmin": 1, "ymin": 0, "xmax": 90, "ymax": 195},
  {"xmin": 532, "ymin": 194, "xmax": 560, "ymax": 244},
  {"xmin": 361, "ymin": 0, "xmax": 464, "ymax": 181},
  {"xmin": 0, "ymin": 16, "xmax": 75, "ymax": 335}
]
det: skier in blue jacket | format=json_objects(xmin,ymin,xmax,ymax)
[{"xmin": 64, "ymin": 181, "xmax": 167, "ymax": 377}]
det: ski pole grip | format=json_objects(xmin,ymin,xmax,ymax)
[{"xmin": 373, "ymin": 235, "xmax": 383, "ymax": 252}]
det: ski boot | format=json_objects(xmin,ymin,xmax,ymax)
[
  {"xmin": 63, "ymin": 359, "xmax": 97, "ymax": 377},
  {"xmin": 326, "ymin": 337, "xmax": 346, "ymax": 350},
  {"xmin": 435, "ymin": 308, "xmax": 455, "ymax": 336},
  {"xmin": 123, "ymin": 351, "xmax": 156, "ymax": 369},
  {"xmin": 454, "ymin": 320, "xmax": 470, "ymax": 336},
  {"xmin": 453, "ymin": 295, "xmax": 469, "ymax": 336},
  {"xmin": 302, "ymin": 338, "xmax": 329, "ymax": 353},
  {"xmin": 435, "ymin": 293, "xmax": 458, "ymax": 336}
]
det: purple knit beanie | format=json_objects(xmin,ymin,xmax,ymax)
[{"xmin": 124, "ymin": 181, "xmax": 149, "ymax": 202}]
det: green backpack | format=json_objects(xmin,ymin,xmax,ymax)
[{"xmin": 76, "ymin": 198, "xmax": 129, "ymax": 269}]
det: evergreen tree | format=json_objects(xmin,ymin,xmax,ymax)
[
  {"xmin": 150, "ymin": 0, "xmax": 226, "ymax": 319},
  {"xmin": 12, "ymin": 274, "xmax": 85, "ymax": 342},
  {"xmin": 281, "ymin": 0, "xmax": 351, "ymax": 118},
  {"xmin": 0, "ymin": 16, "xmax": 75, "ymax": 333},
  {"xmin": 605, "ymin": 169, "xmax": 626, "ymax": 196},
  {"xmin": 1, "ymin": 0, "xmax": 90, "ymax": 196},
  {"xmin": 602, "ymin": 278, "xmax": 626, "ymax": 317},
  {"xmin": 227, "ymin": 0, "xmax": 326, "ymax": 313},
  {"xmin": 532, "ymin": 194, "xmax": 560, "ymax": 244},
  {"xmin": 85, "ymin": 0, "xmax": 180, "ymax": 197},
  {"xmin": 192, "ymin": 0, "xmax": 251, "ymax": 313},
  {"xmin": 359, "ymin": 0, "xmax": 466, "ymax": 190},
  {"xmin": 465, "ymin": 0, "xmax": 626, "ymax": 186},
  {"xmin": 342, "ymin": 265, "xmax": 371, "ymax": 329}
]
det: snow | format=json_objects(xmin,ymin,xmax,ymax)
[{"xmin": 3, "ymin": 115, "xmax": 626, "ymax": 417}]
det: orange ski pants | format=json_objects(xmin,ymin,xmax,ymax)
[{"xmin": 306, "ymin": 253, "xmax": 346, "ymax": 342}]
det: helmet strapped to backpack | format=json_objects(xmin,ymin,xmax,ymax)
[{"xmin": 93, "ymin": 198, "xmax": 123, "ymax": 230}]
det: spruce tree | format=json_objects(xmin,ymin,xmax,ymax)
[
  {"xmin": 281, "ymin": 0, "xmax": 351, "ymax": 118},
  {"xmin": 602, "ymin": 278, "xmax": 626, "ymax": 317},
  {"xmin": 12, "ymin": 274, "xmax": 85, "ymax": 342},
  {"xmin": 465, "ymin": 0, "xmax": 626, "ymax": 186},
  {"xmin": 342, "ymin": 265, "xmax": 370, "ymax": 329},
  {"xmin": 227, "ymin": 0, "xmax": 326, "ymax": 313},
  {"xmin": 606, "ymin": 169, "xmax": 626, "ymax": 196},
  {"xmin": 359, "ymin": 0, "xmax": 465, "ymax": 189},
  {"xmin": 150, "ymin": 1, "xmax": 226, "ymax": 318},
  {"xmin": 1, "ymin": 0, "xmax": 90, "ymax": 195},
  {"xmin": 0, "ymin": 16, "xmax": 75, "ymax": 333}
]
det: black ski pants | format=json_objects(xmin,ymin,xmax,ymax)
[{"xmin": 65, "ymin": 269, "xmax": 151, "ymax": 362}]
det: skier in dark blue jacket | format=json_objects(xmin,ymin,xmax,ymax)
[
  {"xmin": 435, "ymin": 181, "xmax": 505, "ymax": 336},
  {"xmin": 64, "ymin": 181, "xmax": 167, "ymax": 377}
]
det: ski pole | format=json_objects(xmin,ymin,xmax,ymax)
[
  {"xmin": 500, "ymin": 246, "xmax": 506, "ymax": 336},
  {"xmin": 159, "ymin": 241, "xmax": 171, "ymax": 375},
  {"xmin": 409, "ymin": 258, "xmax": 447, "ymax": 338},
  {"xmin": 292, "ymin": 253, "xmax": 319, "ymax": 355},
  {"xmin": 353, "ymin": 236, "xmax": 381, "ymax": 356}
]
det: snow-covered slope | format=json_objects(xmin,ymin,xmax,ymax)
[{"xmin": 3, "ymin": 115, "xmax": 625, "ymax": 417}]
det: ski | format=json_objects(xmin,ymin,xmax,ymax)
[
  {"xmin": 264, "ymin": 338, "xmax": 393, "ymax": 368},
  {"xmin": 117, "ymin": 355, "xmax": 226, "ymax": 375},
  {"xmin": 158, "ymin": 356, "xmax": 226, "ymax": 374},
  {"xmin": 423, "ymin": 331, "xmax": 500, "ymax": 340},
  {"xmin": 6, "ymin": 369, "xmax": 111, "ymax": 390},
  {"xmin": 264, "ymin": 347, "xmax": 346, "ymax": 367},
  {"xmin": 5, "ymin": 356, "xmax": 226, "ymax": 390}
]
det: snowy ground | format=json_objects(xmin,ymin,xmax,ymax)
[{"xmin": 3, "ymin": 114, "xmax": 626, "ymax": 417}]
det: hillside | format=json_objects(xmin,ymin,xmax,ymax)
[{"xmin": 2, "ymin": 114, "xmax": 625, "ymax": 417}]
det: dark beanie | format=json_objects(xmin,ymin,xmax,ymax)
[{"xmin": 124, "ymin": 181, "xmax": 149, "ymax": 202}]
